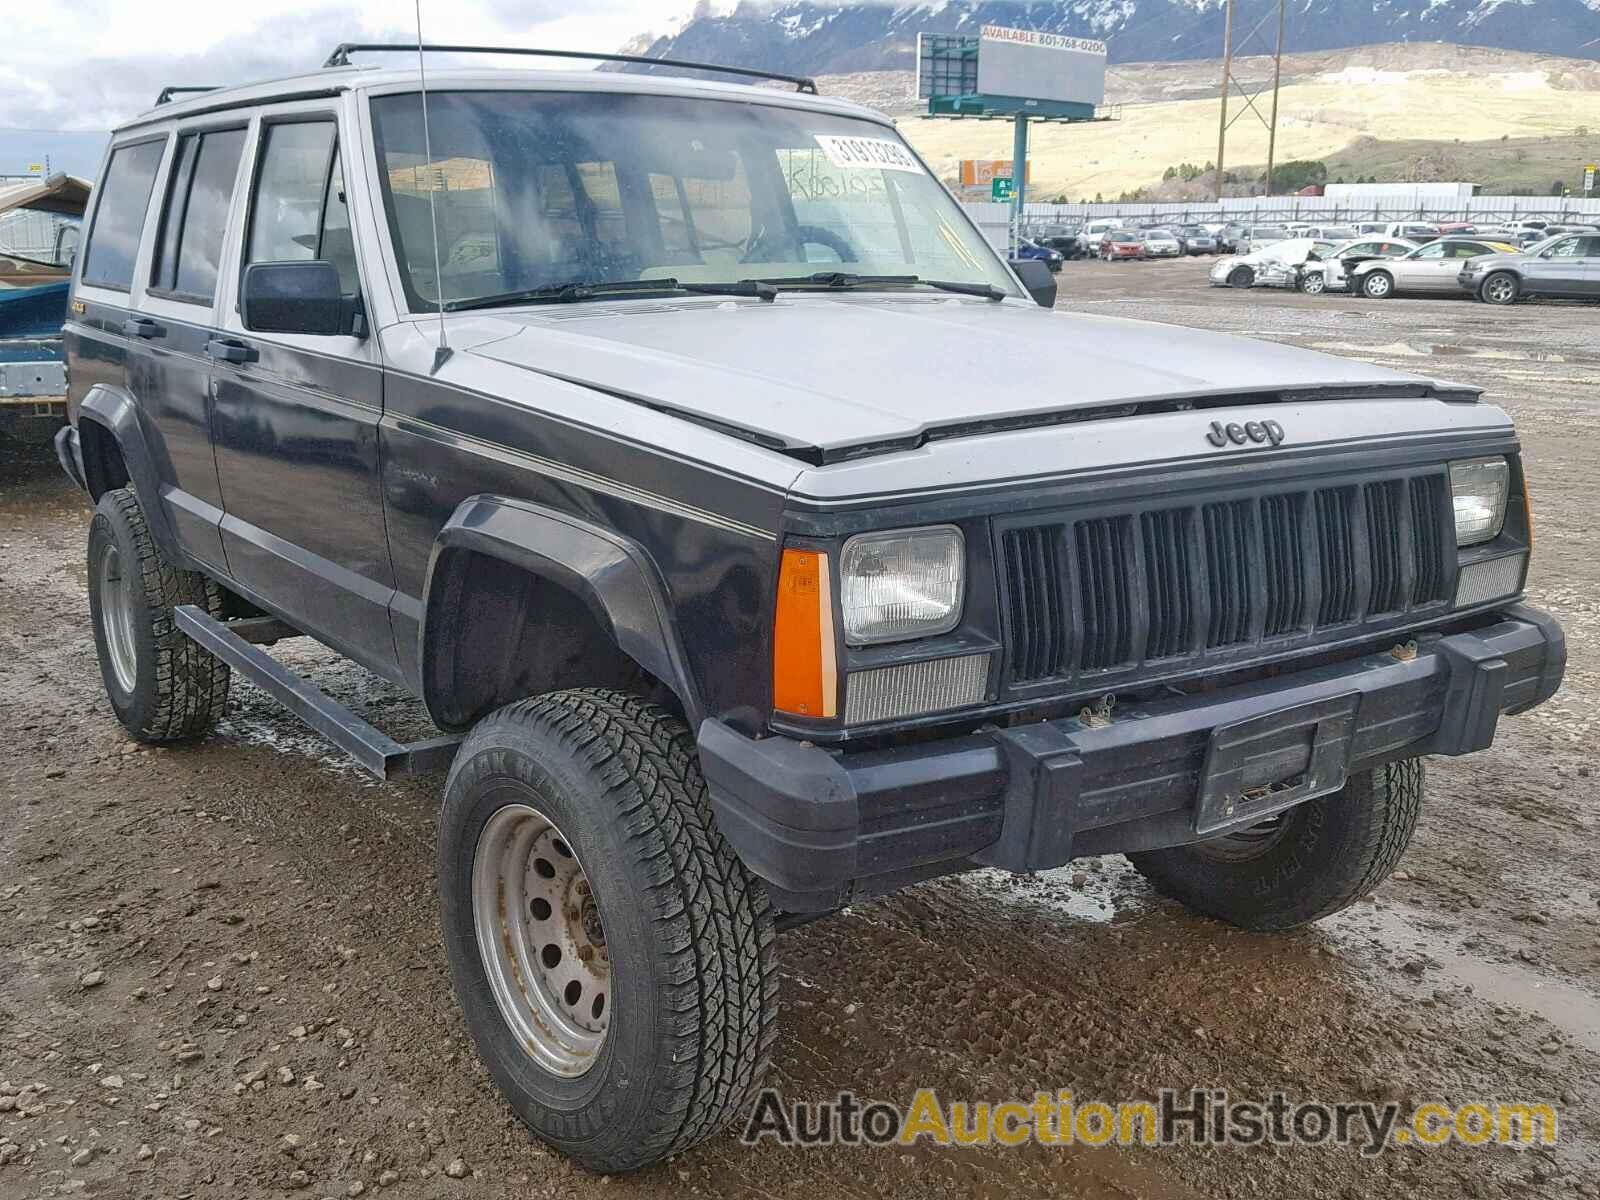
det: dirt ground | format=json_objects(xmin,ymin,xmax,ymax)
[{"xmin": 2, "ymin": 259, "xmax": 1598, "ymax": 1200}]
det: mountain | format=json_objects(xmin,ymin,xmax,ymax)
[{"xmin": 622, "ymin": 0, "xmax": 1600, "ymax": 73}]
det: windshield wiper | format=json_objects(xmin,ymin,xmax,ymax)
[
  {"xmin": 753, "ymin": 272, "xmax": 1006, "ymax": 301},
  {"xmin": 676, "ymin": 280, "xmax": 778, "ymax": 303},
  {"xmin": 443, "ymin": 279, "xmax": 683, "ymax": 313}
]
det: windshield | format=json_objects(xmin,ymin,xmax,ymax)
[{"xmin": 368, "ymin": 90, "xmax": 1016, "ymax": 309}]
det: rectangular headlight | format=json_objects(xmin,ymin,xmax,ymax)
[
  {"xmin": 1449, "ymin": 457, "xmax": 1510, "ymax": 546},
  {"xmin": 839, "ymin": 526, "xmax": 965, "ymax": 645}
]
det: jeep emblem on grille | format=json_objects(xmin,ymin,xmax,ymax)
[{"xmin": 1206, "ymin": 419, "xmax": 1285, "ymax": 449}]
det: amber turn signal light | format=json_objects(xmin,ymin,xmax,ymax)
[{"xmin": 772, "ymin": 548, "xmax": 838, "ymax": 718}]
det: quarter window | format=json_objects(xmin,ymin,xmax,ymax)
[
  {"xmin": 81, "ymin": 139, "xmax": 166, "ymax": 291},
  {"xmin": 151, "ymin": 127, "xmax": 247, "ymax": 301},
  {"xmin": 247, "ymin": 121, "xmax": 359, "ymax": 293}
]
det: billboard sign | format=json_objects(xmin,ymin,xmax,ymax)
[
  {"xmin": 959, "ymin": 160, "xmax": 1033, "ymax": 187},
  {"xmin": 1585, "ymin": 163, "xmax": 1597, "ymax": 195},
  {"xmin": 977, "ymin": 25, "xmax": 1107, "ymax": 108}
]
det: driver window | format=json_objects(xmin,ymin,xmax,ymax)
[
  {"xmin": 1549, "ymin": 237, "xmax": 1581, "ymax": 258},
  {"xmin": 1414, "ymin": 243, "xmax": 1446, "ymax": 260},
  {"xmin": 248, "ymin": 120, "xmax": 358, "ymax": 295}
]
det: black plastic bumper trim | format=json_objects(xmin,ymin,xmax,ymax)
[{"xmin": 699, "ymin": 606, "xmax": 1563, "ymax": 911}]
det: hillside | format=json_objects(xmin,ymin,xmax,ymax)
[
  {"xmin": 627, "ymin": 0, "xmax": 1600, "ymax": 70},
  {"xmin": 880, "ymin": 44, "xmax": 1600, "ymax": 200}
]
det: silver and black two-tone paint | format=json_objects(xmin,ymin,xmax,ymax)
[{"xmin": 59, "ymin": 62, "xmax": 1562, "ymax": 931}]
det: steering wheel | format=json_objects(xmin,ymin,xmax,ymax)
[
  {"xmin": 792, "ymin": 224, "xmax": 857, "ymax": 264},
  {"xmin": 740, "ymin": 224, "xmax": 858, "ymax": 265}
]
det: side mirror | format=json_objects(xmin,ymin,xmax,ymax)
[
  {"xmin": 1010, "ymin": 257, "xmax": 1057, "ymax": 308},
  {"xmin": 242, "ymin": 260, "xmax": 349, "ymax": 335}
]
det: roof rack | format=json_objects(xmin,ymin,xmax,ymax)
[
  {"xmin": 156, "ymin": 85, "xmax": 220, "ymax": 106},
  {"xmin": 321, "ymin": 43, "xmax": 819, "ymax": 95}
]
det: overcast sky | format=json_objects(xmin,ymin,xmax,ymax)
[{"xmin": 0, "ymin": 0, "xmax": 717, "ymax": 172}]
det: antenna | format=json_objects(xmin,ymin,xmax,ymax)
[{"xmin": 414, "ymin": 0, "xmax": 452, "ymax": 374}]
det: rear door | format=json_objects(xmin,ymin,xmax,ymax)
[
  {"xmin": 1393, "ymin": 241, "xmax": 1451, "ymax": 291},
  {"xmin": 209, "ymin": 106, "xmax": 399, "ymax": 677},
  {"xmin": 132, "ymin": 123, "xmax": 249, "ymax": 570},
  {"xmin": 1527, "ymin": 235, "xmax": 1591, "ymax": 296}
]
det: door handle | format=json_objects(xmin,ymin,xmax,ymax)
[
  {"xmin": 205, "ymin": 337, "xmax": 259, "ymax": 365},
  {"xmin": 121, "ymin": 317, "xmax": 166, "ymax": 339}
]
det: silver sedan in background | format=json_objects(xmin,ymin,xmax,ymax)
[{"xmin": 1350, "ymin": 236, "xmax": 1522, "ymax": 299}]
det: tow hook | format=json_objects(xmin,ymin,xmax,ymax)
[{"xmin": 1079, "ymin": 694, "xmax": 1117, "ymax": 729}]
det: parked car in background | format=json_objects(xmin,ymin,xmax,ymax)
[
  {"xmin": 1177, "ymin": 225, "xmax": 1218, "ymax": 254},
  {"xmin": 1354, "ymin": 222, "xmax": 1389, "ymax": 236},
  {"xmin": 1458, "ymin": 232, "xmax": 1600, "ymax": 305},
  {"xmin": 1381, "ymin": 221, "xmax": 1442, "ymax": 243},
  {"xmin": 1236, "ymin": 224, "xmax": 1290, "ymax": 254},
  {"xmin": 1351, "ymin": 236, "xmax": 1520, "ymax": 298},
  {"xmin": 1297, "ymin": 237, "xmax": 1418, "ymax": 294},
  {"xmin": 1215, "ymin": 222, "xmax": 1248, "ymax": 252},
  {"xmin": 1208, "ymin": 237, "xmax": 1320, "ymax": 288},
  {"xmin": 1140, "ymin": 229, "xmax": 1183, "ymax": 258},
  {"xmin": 1099, "ymin": 229, "xmax": 1146, "ymax": 260},
  {"xmin": 1015, "ymin": 237, "xmax": 1065, "ymax": 273},
  {"xmin": 1301, "ymin": 224, "xmax": 1357, "ymax": 242},
  {"xmin": 1436, "ymin": 222, "xmax": 1478, "ymax": 235},
  {"xmin": 1036, "ymin": 232, "xmax": 1087, "ymax": 261},
  {"xmin": 1078, "ymin": 218, "xmax": 1124, "ymax": 255}
]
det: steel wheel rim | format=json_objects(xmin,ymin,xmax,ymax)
[
  {"xmin": 1194, "ymin": 812, "xmax": 1292, "ymax": 862},
  {"xmin": 97, "ymin": 542, "xmax": 139, "ymax": 694},
  {"xmin": 472, "ymin": 803, "xmax": 611, "ymax": 1077},
  {"xmin": 1486, "ymin": 276, "xmax": 1514, "ymax": 303}
]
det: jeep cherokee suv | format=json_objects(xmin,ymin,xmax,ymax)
[{"xmin": 54, "ymin": 51, "xmax": 1563, "ymax": 1173}]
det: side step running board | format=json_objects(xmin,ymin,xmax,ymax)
[{"xmin": 174, "ymin": 605, "xmax": 461, "ymax": 781}]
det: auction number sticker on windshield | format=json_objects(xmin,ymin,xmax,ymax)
[{"xmin": 812, "ymin": 135, "xmax": 925, "ymax": 174}]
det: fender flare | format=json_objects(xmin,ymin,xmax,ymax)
[
  {"xmin": 419, "ymin": 495, "xmax": 704, "ymax": 731},
  {"xmin": 78, "ymin": 383, "xmax": 183, "ymax": 562}
]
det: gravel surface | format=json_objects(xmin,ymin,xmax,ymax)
[{"xmin": 2, "ymin": 259, "xmax": 1597, "ymax": 1198}]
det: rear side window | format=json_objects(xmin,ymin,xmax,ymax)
[
  {"xmin": 81, "ymin": 139, "xmax": 166, "ymax": 291},
  {"xmin": 247, "ymin": 121, "xmax": 358, "ymax": 294},
  {"xmin": 151, "ymin": 127, "xmax": 247, "ymax": 302}
]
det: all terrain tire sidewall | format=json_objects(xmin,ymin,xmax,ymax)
[
  {"xmin": 437, "ymin": 727, "xmax": 645, "ymax": 1143},
  {"xmin": 88, "ymin": 492, "xmax": 171, "ymax": 733},
  {"xmin": 436, "ymin": 690, "xmax": 777, "ymax": 1172}
]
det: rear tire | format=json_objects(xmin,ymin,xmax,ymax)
[
  {"xmin": 1126, "ymin": 760, "xmax": 1424, "ymax": 931},
  {"xmin": 1480, "ymin": 271, "xmax": 1520, "ymax": 306},
  {"xmin": 1299, "ymin": 270, "xmax": 1327, "ymax": 295},
  {"xmin": 438, "ymin": 689, "xmax": 778, "ymax": 1173},
  {"xmin": 87, "ymin": 486, "xmax": 230, "ymax": 742},
  {"xmin": 1362, "ymin": 270, "xmax": 1395, "ymax": 299}
]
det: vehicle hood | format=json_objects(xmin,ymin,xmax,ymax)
[{"xmin": 464, "ymin": 295, "xmax": 1463, "ymax": 461}]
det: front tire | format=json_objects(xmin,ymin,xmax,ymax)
[
  {"xmin": 438, "ymin": 689, "xmax": 778, "ymax": 1173},
  {"xmin": 87, "ymin": 486, "xmax": 230, "ymax": 742},
  {"xmin": 1480, "ymin": 271, "xmax": 1520, "ymax": 305},
  {"xmin": 1227, "ymin": 266, "xmax": 1254, "ymax": 288},
  {"xmin": 1127, "ymin": 760, "xmax": 1424, "ymax": 931}
]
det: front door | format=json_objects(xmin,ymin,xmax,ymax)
[{"xmin": 209, "ymin": 109, "xmax": 400, "ymax": 679}]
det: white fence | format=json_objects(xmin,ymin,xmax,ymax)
[{"xmin": 995, "ymin": 195, "xmax": 1600, "ymax": 228}]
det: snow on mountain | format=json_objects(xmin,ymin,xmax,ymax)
[{"xmin": 622, "ymin": 0, "xmax": 1600, "ymax": 70}]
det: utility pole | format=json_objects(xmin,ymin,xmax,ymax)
[
  {"xmin": 1214, "ymin": 0, "xmax": 1288, "ymax": 202},
  {"xmin": 1214, "ymin": 0, "xmax": 1235, "ymax": 202},
  {"xmin": 1264, "ymin": 0, "xmax": 1286, "ymax": 194},
  {"xmin": 1012, "ymin": 112, "xmax": 1028, "ymax": 256}
]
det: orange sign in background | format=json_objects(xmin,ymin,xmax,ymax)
[{"xmin": 958, "ymin": 160, "xmax": 1034, "ymax": 187}]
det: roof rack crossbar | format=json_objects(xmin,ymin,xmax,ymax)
[
  {"xmin": 156, "ymin": 85, "xmax": 220, "ymax": 106},
  {"xmin": 322, "ymin": 42, "xmax": 818, "ymax": 94}
]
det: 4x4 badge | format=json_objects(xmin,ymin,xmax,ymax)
[{"xmin": 1206, "ymin": 418, "xmax": 1286, "ymax": 448}]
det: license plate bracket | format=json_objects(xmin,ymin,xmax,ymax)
[{"xmin": 1194, "ymin": 692, "xmax": 1361, "ymax": 836}]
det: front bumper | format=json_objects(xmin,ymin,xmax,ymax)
[{"xmin": 700, "ymin": 606, "xmax": 1564, "ymax": 911}]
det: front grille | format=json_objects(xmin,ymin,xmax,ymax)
[{"xmin": 1001, "ymin": 470, "xmax": 1453, "ymax": 685}]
